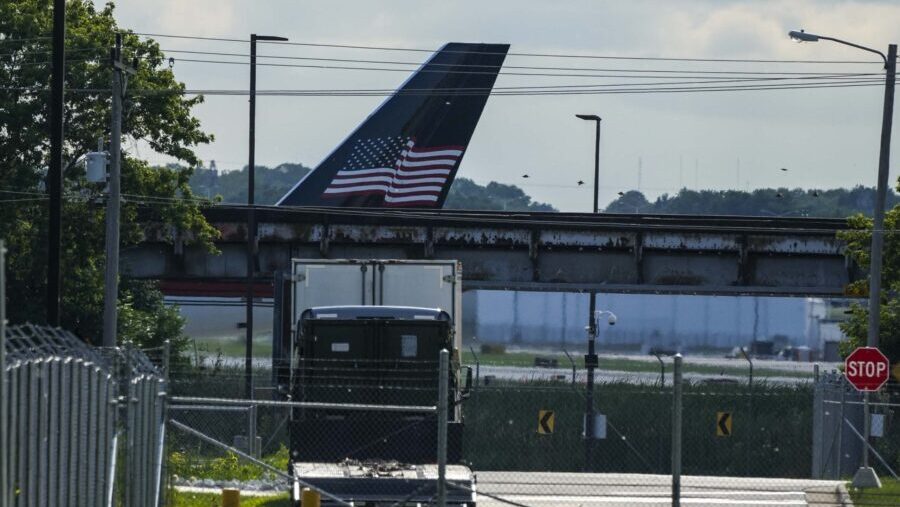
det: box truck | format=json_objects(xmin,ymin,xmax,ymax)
[{"xmin": 271, "ymin": 259, "xmax": 475, "ymax": 506}]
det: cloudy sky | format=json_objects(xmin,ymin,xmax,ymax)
[{"xmin": 100, "ymin": 0, "xmax": 900, "ymax": 211}]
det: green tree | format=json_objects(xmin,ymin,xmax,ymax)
[
  {"xmin": 838, "ymin": 197, "xmax": 900, "ymax": 364},
  {"xmin": 603, "ymin": 186, "xmax": 899, "ymax": 217},
  {"xmin": 604, "ymin": 190, "xmax": 650, "ymax": 213},
  {"xmin": 189, "ymin": 162, "xmax": 312, "ymax": 204},
  {"xmin": 444, "ymin": 178, "xmax": 556, "ymax": 211},
  {"xmin": 0, "ymin": 1, "xmax": 218, "ymax": 352}
]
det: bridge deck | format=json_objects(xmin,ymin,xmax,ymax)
[{"xmin": 128, "ymin": 206, "xmax": 860, "ymax": 297}]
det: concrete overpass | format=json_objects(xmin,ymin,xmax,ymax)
[{"xmin": 125, "ymin": 206, "xmax": 861, "ymax": 298}]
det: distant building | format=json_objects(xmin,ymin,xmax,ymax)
[{"xmin": 465, "ymin": 291, "xmax": 850, "ymax": 358}]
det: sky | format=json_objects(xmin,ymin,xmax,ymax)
[{"xmin": 99, "ymin": 0, "xmax": 900, "ymax": 212}]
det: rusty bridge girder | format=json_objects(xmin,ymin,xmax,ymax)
[{"xmin": 125, "ymin": 207, "xmax": 861, "ymax": 297}]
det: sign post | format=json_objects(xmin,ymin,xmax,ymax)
[{"xmin": 845, "ymin": 347, "xmax": 889, "ymax": 489}]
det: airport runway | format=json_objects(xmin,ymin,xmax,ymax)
[
  {"xmin": 474, "ymin": 472, "xmax": 849, "ymax": 507},
  {"xmin": 477, "ymin": 364, "xmax": 810, "ymax": 386}
]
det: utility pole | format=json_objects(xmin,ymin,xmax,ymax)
[
  {"xmin": 47, "ymin": 0, "xmax": 65, "ymax": 326},
  {"xmin": 789, "ymin": 29, "xmax": 896, "ymax": 491},
  {"xmin": 859, "ymin": 43, "xmax": 896, "ymax": 488},
  {"xmin": 103, "ymin": 34, "xmax": 136, "ymax": 347},
  {"xmin": 866, "ymin": 43, "xmax": 896, "ymax": 351}
]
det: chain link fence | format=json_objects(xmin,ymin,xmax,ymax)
[
  {"xmin": 0, "ymin": 325, "xmax": 167, "ymax": 506},
  {"xmin": 812, "ymin": 373, "xmax": 900, "ymax": 506},
  {"xmin": 163, "ymin": 354, "xmax": 463, "ymax": 506},
  {"xmin": 159, "ymin": 344, "xmax": 893, "ymax": 506},
  {"xmin": 458, "ymin": 360, "xmax": 855, "ymax": 506}
]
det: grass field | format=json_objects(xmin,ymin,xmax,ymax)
[
  {"xmin": 192, "ymin": 338, "xmax": 273, "ymax": 360},
  {"xmin": 848, "ymin": 478, "xmax": 900, "ymax": 506},
  {"xmin": 170, "ymin": 490, "xmax": 289, "ymax": 506},
  {"xmin": 461, "ymin": 350, "xmax": 812, "ymax": 379}
]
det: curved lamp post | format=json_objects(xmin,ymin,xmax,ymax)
[
  {"xmin": 246, "ymin": 34, "xmax": 288, "ymax": 402},
  {"xmin": 789, "ymin": 29, "xmax": 896, "ymax": 490}
]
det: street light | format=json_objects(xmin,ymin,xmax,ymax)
[
  {"xmin": 576, "ymin": 114, "xmax": 602, "ymax": 213},
  {"xmin": 246, "ymin": 33, "xmax": 288, "ymax": 401},
  {"xmin": 789, "ymin": 28, "xmax": 896, "ymax": 490},
  {"xmin": 576, "ymin": 114, "xmax": 602, "ymax": 471}
]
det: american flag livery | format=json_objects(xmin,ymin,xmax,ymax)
[{"xmin": 322, "ymin": 137, "xmax": 463, "ymax": 207}]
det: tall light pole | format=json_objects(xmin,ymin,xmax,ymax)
[
  {"xmin": 789, "ymin": 29, "xmax": 895, "ymax": 489},
  {"xmin": 576, "ymin": 113, "xmax": 601, "ymax": 471},
  {"xmin": 576, "ymin": 114, "xmax": 602, "ymax": 213},
  {"xmin": 247, "ymin": 33, "xmax": 288, "ymax": 400}
]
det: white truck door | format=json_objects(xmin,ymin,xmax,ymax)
[
  {"xmin": 292, "ymin": 260, "xmax": 374, "ymax": 321},
  {"xmin": 375, "ymin": 262, "xmax": 455, "ymax": 314}
]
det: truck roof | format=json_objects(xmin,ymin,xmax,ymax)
[{"xmin": 302, "ymin": 306, "xmax": 451, "ymax": 321}]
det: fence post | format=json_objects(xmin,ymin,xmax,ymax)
[
  {"xmin": 836, "ymin": 382, "xmax": 845, "ymax": 479},
  {"xmin": 158, "ymin": 340, "xmax": 171, "ymax": 507},
  {"xmin": 437, "ymin": 349, "xmax": 449, "ymax": 507},
  {"xmin": 123, "ymin": 342, "xmax": 135, "ymax": 506},
  {"xmin": 468, "ymin": 345, "xmax": 480, "ymax": 389},
  {"xmin": 671, "ymin": 353, "xmax": 683, "ymax": 507},
  {"xmin": 0, "ymin": 240, "xmax": 8, "ymax": 507}
]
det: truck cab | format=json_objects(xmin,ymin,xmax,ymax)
[
  {"xmin": 291, "ymin": 306, "xmax": 463, "ymax": 463},
  {"xmin": 288, "ymin": 305, "xmax": 473, "ymax": 505},
  {"xmin": 272, "ymin": 260, "xmax": 473, "ymax": 505}
]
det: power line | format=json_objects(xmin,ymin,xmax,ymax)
[
  {"xmin": 154, "ymin": 49, "xmax": 881, "ymax": 76},
  {"xmin": 0, "ymin": 77, "xmax": 890, "ymax": 98},
  {"xmin": 0, "ymin": 47, "xmax": 106, "ymax": 59},
  {"xmin": 133, "ymin": 32, "xmax": 883, "ymax": 65},
  {"xmin": 0, "ymin": 186, "xmax": 882, "ymax": 233},
  {"xmin": 7, "ymin": 52, "xmax": 880, "ymax": 84},
  {"xmin": 0, "ymin": 36, "xmax": 53, "ymax": 44},
  {"xmin": 4, "ymin": 44, "xmax": 881, "ymax": 79},
  {"xmin": 164, "ymin": 56, "xmax": 884, "ymax": 80}
]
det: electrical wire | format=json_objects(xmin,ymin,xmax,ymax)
[
  {"xmin": 152, "ymin": 49, "xmax": 884, "ymax": 76},
  {"xmin": 133, "ymin": 32, "xmax": 886, "ymax": 65},
  {"xmin": 112, "ymin": 196, "xmax": 873, "ymax": 234},
  {"xmin": 158, "ymin": 56, "xmax": 887, "ymax": 80},
  {"xmin": 0, "ymin": 36, "xmax": 52, "ymax": 44},
  {"xmin": 0, "ymin": 76, "xmax": 891, "ymax": 98},
  {"xmin": 4, "ymin": 45, "xmax": 884, "ymax": 80},
  {"xmin": 0, "ymin": 197, "xmax": 49, "ymax": 204}
]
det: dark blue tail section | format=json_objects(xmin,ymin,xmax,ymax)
[{"xmin": 276, "ymin": 42, "xmax": 509, "ymax": 208}]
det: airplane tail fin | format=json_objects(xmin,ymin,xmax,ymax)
[{"xmin": 276, "ymin": 42, "xmax": 509, "ymax": 207}]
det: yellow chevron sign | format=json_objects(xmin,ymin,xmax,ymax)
[
  {"xmin": 538, "ymin": 410, "xmax": 555, "ymax": 434},
  {"xmin": 716, "ymin": 412, "xmax": 732, "ymax": 437}
]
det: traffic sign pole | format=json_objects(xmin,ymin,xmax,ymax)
[
  {"xmin": 863, "ymin": 391, "xmax": 870, "ymax": 468},
  {"xmin": 844, "ymin": 346, "xmax": 888, "ymax": 489}
]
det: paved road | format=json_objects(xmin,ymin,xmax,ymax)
[
  {"xmin": 474, "ymin": 472, "xmax": 848, "ymax": 507},
  {"xmin": 176, "ymin": 472, "xmax": 848, "ymax": 506}
]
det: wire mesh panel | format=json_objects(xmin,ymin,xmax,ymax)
[
  {"xmin": 1, "ymin": 326, "xmax": 167, "ymax": 507},
  {"xmin": 2, "ymin": 325, "xmax": 117, "ymax": 507},
  {"xmin": 163, "ymin": 353, "xmax": 468, "ymax": 505},
  {"xmin": 452, "ymin": 350, "xmax": 856, "ymax": 507}
]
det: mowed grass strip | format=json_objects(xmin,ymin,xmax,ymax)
[
  {"xmin": 170, "ymin": 490, "xmax": 290, "ymax": 506},
  {"xmin": 849, "ymin": 478, "xmax": 900, "ymax": 506}
]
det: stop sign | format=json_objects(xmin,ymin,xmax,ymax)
[{"xmin": 845, "ymin": 347, "xmax": 890, "ymax": 392}]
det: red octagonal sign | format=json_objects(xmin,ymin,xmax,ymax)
[{"xmin": 845, "ymin": 347, "xmax": 890, "ymax": 392}]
